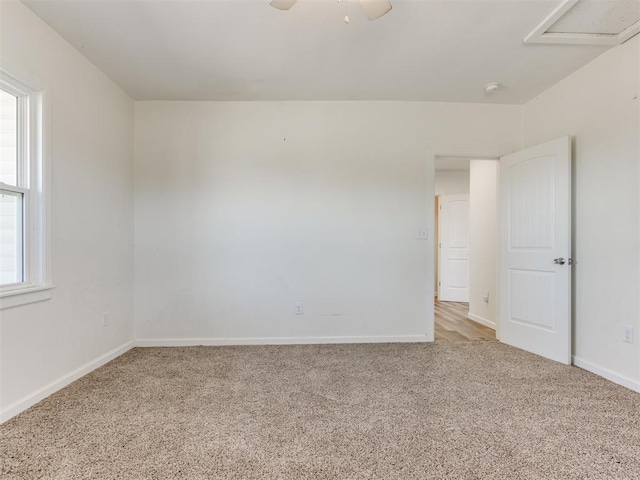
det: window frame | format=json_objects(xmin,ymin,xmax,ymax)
[
  {"xmin": 0, "ymin": 186, "xmax": 27, "ymax": 286},
  {"xmin": 0, "ymin": 69, "xmax": 52, "ymax": 309}
]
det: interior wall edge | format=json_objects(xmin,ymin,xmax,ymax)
[
  {"xmin": 572, "ymin": 356, "xmax": 640, "ymax": 394},
  {"xmin": 467, "ymin": 313, "xmax": 496, "ymax": 330},
  {"xmin": 0, "ymin": 340, "xmax": 135, "ymax": 425}
]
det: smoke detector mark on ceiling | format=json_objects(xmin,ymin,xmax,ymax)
[
  {"xmin": 485, "ymin": 82, "xmax": 502, "ymax": 94},
  {"xmin": 524, "ymin": 0, "xmax": 640, "ymax": 45}
]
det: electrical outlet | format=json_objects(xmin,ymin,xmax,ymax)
[
  {"xmin": 295, "ymin": 303, "xmax": 304, "ymax": 315},
  {"xmin": 622, "ymin": 325, "xmax": 634, "ymax": 344},
  {"xmin": 483, "ymin": 291, "xmax": 490, "ymax": 303},
  {"xmin": 102, "ymin": 311, "xmax": 109, "ymax": 328},
  {"xmin": 416, "ymin": 230, "xmax": 429, "ymax": 240}
]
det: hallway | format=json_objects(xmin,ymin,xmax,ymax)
[{"xmin": 435, "ymin": 300, "xmax": 496, "ymax": 342}]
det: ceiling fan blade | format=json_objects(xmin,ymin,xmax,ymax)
[
  {"xmin": 270, "ymin": 0, "xmax": 298, "ymax": 10},
  {"xmin": 360, "ymin": 0, "xmax": 392, "ymax": 20}
]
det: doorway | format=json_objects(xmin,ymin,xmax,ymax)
[
  {"xmin": 431, "ymin": 138, "xmax": 572, "ymax": 364},
  {"xmin": 435, "ymin": 300, "xmax": 496, "ymax": 342},
  {"xmin": 433, "ymin": 158, "xmax": 499, "ymax": 342}
]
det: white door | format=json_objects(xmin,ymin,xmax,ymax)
[
  {"xmin": 438, "ymin": 194, "xmax": 470, "ymax": 303},
  {"xmin": 499, "ymin": 136, "xmax": 571, "ymax": 364}
]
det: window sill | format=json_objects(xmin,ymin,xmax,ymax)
[{"xmin": 0, "ymin": 284, "xmax": 54, "ymax": 310}]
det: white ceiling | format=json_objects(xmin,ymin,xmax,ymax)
[
  {"xmin": 435, "ymin": 157, "xmax": 471, "ymax": 171},
  {"xmin": 21, "ymin": 0, "xmax": 628, "ymax": 103}
]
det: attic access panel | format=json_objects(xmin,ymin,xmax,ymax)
[{"xmin": 524, "ymin": 0, "xmax": 640, "ymax": 45}]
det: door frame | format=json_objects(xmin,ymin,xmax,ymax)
[
  {"xmin": 426, "ymin": 151, "xmax": 436, "ymax": 341},
  {"xmin": 428, "ymin": 140, "xmax": 572, "ymax": 366},
  {"xmin": 428, "ymin": 155, "xmax": 502, "ymax": 341}
]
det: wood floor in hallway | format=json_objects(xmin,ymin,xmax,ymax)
[{"xmin": 435, "ymin": 300, "xmax": 496, "ymax": 342}]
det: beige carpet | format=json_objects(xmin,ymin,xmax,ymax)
[{"xmin": 1, "ymin": 342, "xmax": 640, "ymax": 479}]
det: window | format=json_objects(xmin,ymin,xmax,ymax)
[
  {"xmin": 1, "ymin": 88, "xmax": 25, "ymax": 286},
  {"xmin": 0, "ymin": 70, "xmax": 51, "ymax": 309}
]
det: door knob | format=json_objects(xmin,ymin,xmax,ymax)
[{"xmin": 554, "ymin": 257, "xmax": 566, "ymax": 265}]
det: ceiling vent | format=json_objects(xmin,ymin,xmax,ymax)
[{"xmin": 524, "ymin": 0, "xmax": 640, "ymax": 45}]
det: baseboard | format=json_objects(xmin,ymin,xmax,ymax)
[
  {"xmin": 135, "ymin": 335, "xmax": 431, "ymax": 347},
  {"xmin": 0, "ymin": 340, "xmax": 135, "ymax": 424},
  {"xmin": 467, "ymin": 312, "xmax": 496, "ymax": 330},
  {"xmin": 572, "ymin": 356, "xmax": 640, "ymax": 394}
]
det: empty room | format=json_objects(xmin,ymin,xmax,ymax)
[{"xmin": 1, "ymin": 0, "xmax": 639, "ymax": 478}]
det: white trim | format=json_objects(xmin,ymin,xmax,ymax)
[
  {"xmin": 135, "ymin": 335, "xmax": 431, "ymax": 348},
  {"xmin": 0, "ymin": 68, "xmax": 51, "ymax": 298},
  {"xmin": 467, "ymin": 312, "xmax": 496, "ymax": 330},
  {"xmin": 0, "ymin": 183, "xmax": 28, "ymax": 195},
  {"xmin": 0, "ymin": 284, "xmax": 54, "ymax": 310},
  {"xmin": 426, "ymin": 149, "xmax": 436, "ymax": 343},
  {"xmin": 0, "ymin": 341, "xmax": 134, "ymax": 424},
  {"xmin": 524, "ymin": 0, "xmax": 640, "ymax": 46},
  {"xmin": 0, "ymin": 71, "xmax": 36, "ymax": 97},
  {"xmin": 638, "ymin": 36, "xmax": 640, "ymax": 391},
  {"xmin": 572, "ymin": 356, "xmax": 640, "ymax": 394},
  {"xmin": 524, "ymin": 0, "xmax": 580, "ymax": 44}
]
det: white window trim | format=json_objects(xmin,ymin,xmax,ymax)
[{"xmin": 0, "ymin": 68, "xmax": 52, "ymax": 310}]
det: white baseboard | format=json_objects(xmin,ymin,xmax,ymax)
[
  {"xmin": 467, "ymin": 312, "xmax": 496, "ymax": 330},
  {"xmin": 0, "ymin": 340, "xmax": 135, "ymax": 424},
  {"xmin": 135, "ymin": 335, "xmax": 431, "ymax": 347},
  {"xmin": 572, "ymin": 356, "xmax": 640, "ymax": 394}
]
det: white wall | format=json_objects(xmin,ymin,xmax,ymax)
[
  {"xmin": 135, "ymin": 101, "xmax": 521, "ymax": 344},
  {"xmin": 434, "ymin": 170, "xmax": 470, "ymax": 196},
  {"xmin": 0, "ymin": 1, "xmax": 134, "ymax": 420},
  {"xmin": 522, "ymin": 35, "xmax": 640, "ymax": 388},
  {"xmin": 468, "ymin": 160, "xmax": 499, "ymax": 329}
]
